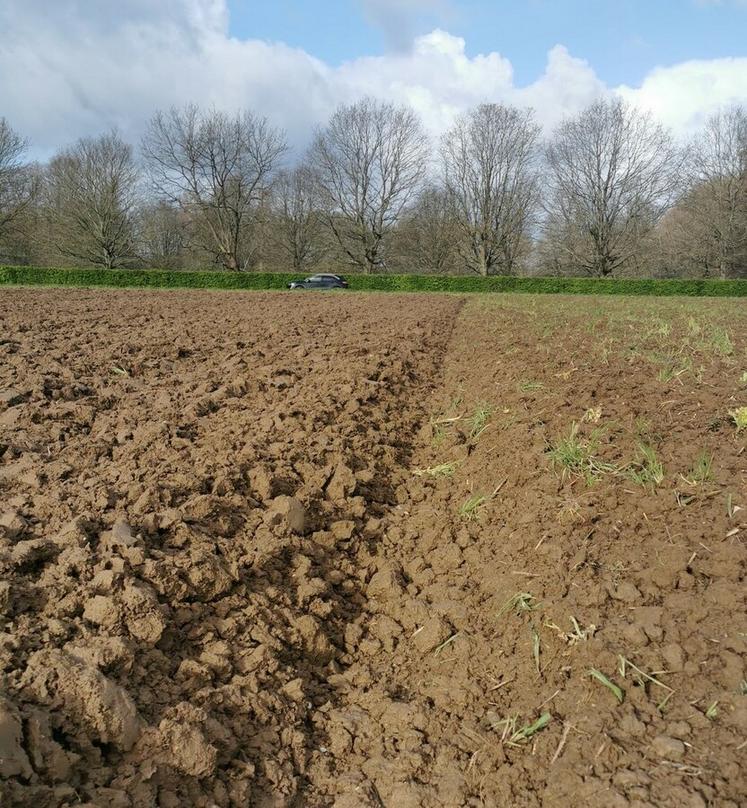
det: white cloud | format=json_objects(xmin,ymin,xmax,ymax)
[
  {"xmin": 619, "ymin": 57, "xmax": 747, "ymax": 134},
  {"xmin": 0, "ymin": 0, "xmax": 745, "ymax": 160}
]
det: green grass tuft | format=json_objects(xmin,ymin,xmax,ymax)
[
  {"xmin": 466, "ymin": 403, "xmax": 493, "ymax": 441},
  {"xmin": 627, "ymin": 443, "xmax": 665, "ymax": 486},
  {"xmin": 684, "ymin": 451, "xmax": 713, "ymax": 485},
  {"xmin": 518, "ymin": 380, "xmax": 544, "ymax": 393},
  {"xmin": 498, "ymin": 592, "xmax": 541, "ymax": 617},
  {"xmin": 412, "ymin": 461, "xmax": 458, "ymax": 478},
  {"xmin": 705, "ymin": 325, "xmax": 733, "ymax": 357},
  {"xmin": 459, "ymin": 493, "xmax": 486, "ymax": 521},
  {"xmin": 548, "ymin": 423, "xmax": 616, "ymax": 483},
  {"xmin": 730, "ymin": 407, "xmax": 747, "ymax": 432},
  {"xmin": 588, "ymin": 668, "xmax": 625, "ymax": 703},
  {"xmin": 507, "ymin": 713, "xmax": 552, "ymax": 745}
]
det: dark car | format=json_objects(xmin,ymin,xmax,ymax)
[{"xmin": 287, "ymin": 274, "xmax": 349, "ymax": 290}]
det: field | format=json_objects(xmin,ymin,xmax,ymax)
[{"xmin": 0, "ymin": 288, "xmax": 745, "ymax": 808}]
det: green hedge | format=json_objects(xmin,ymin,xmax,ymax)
[
  {"xmin": 1, "ymin": 265, "xmax": 746, "ymax": 297},
  {"xmin": 0, "ymin": 265, "xmax": 294, "ymax": 290}
]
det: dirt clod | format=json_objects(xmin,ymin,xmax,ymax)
[
  {"xmin": 412, "ymin": 614, "xmax": 452, "ymax": 653},
  {"xmin": 150, "ymin": 718, "xmax": 218, "ymax": 777},
  {"xmin": 266, "ymin": 494, "xmax": 307, "ymax": 534},
  {"xmin": 0, "ymin": 389, "xmax": 25, "ymax": 409},
  {"xmin": 0, "ymin": 700, "xmax": 32, "ymax": 778},
  {"xmin": 83, "ymin": 595, "xmax": 120, "ymax": 627},
  {"xmin": 0, "ymin": 509, "xmax": 27, "ymax": 540},
  {"xmin": 24, "ymin": 649, "xmax": 142, "ymax": 751},
  {"xmin": 651, "ymin": 736, "xmax": 687, "ymax": 760}
]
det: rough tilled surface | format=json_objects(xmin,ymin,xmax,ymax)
[
  {"xmin": 1, "ymin": 289, "xmax": 746, "ymax": 807},
  {"xmin": 316, "ymin": 296, "xmax": 745, "ymax": 808},
  {"xmin": 0, "ymin": 289, "xmax": 460, "ymax": 806}
]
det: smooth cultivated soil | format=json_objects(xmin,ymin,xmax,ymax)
[{"xmin": 0, "ymin": 289, "xmax": 745, "ymax": 808}]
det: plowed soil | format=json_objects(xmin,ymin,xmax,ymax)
[{"xmin": 0, "ymin": 289, "xmax": 745, "ymax": 808}]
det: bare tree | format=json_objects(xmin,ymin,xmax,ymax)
[
  {"xmin": 0, "ymin": 118, "xmax": 36, "ymax": 242},
  {"xmin": 390, "ymin": 184, "xmax": 461, "ymax": 273},
  {"xmin": 441, "ymin": 104, "xmax": 540, "ymax": 276},
  {"xmin": 544, "ymin": 98, "xmax": 682, "ymax": 277},
  {"xmin": 269, "ymin": 164, "xmax": 326, "ymax": 270},
  {"xmin": 136, "ymin": 201, "xmax": 189, "ymax": 269},
  {"xmin": 309, "ymin": 97, "xmax": 429, "ymax": 273},
  {"xmin": 673, "ymin": 106, "xmax": 747, "ymax": 278},
  {"xmin": 45, "ymin": 131, "xmax": 139, "ymax": 269},
  {"xmin": 142, "ymin": 105, "xmax": 286, "ymax": 271}
]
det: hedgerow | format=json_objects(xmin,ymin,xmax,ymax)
[{"xmin": 1, "ymin": 265, "xmax": 746, "ymax": 296}]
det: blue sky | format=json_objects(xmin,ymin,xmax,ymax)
[
  {"xmin": 1, "ymin": 0, "xmax": 745, "ymax": 156},
  {"xmin": 227, "ymin": 0, "xmax": 746, "ymax": 86}
]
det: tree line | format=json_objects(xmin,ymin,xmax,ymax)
[{"xmin": 0, "ymin": 98, "xmax": 745, "ymax": 278}]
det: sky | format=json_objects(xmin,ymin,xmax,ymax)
[{"xmin": 0, "ymin": 0, "xmax": 746, "ymax": 160}]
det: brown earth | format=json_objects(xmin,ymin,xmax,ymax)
[{"xmin": 0, "ymin": 288, "xmax": 745, "ymax": 807}]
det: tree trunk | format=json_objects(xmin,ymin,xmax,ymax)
[{"xmin": 476, "ymin": 242, "xmax": 489, "ymax": 277}]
